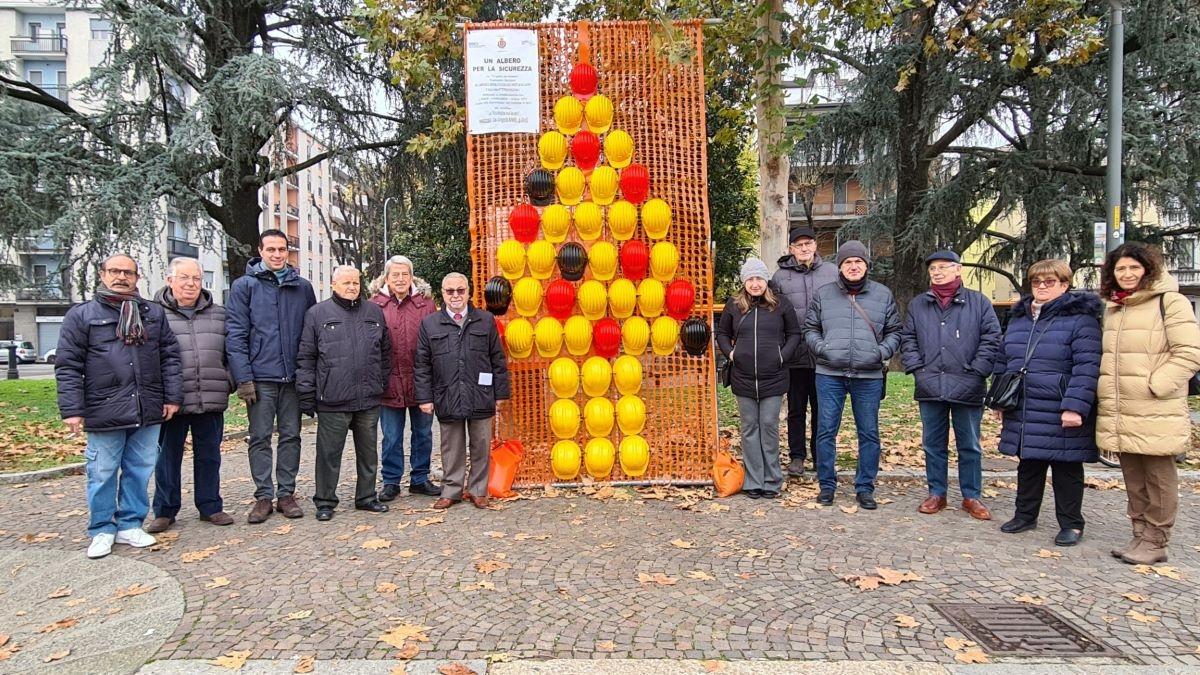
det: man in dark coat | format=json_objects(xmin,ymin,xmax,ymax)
[
  {"xmin": 900, "ymin": 251, "xmax": 1002, "ymax": 520},
  {"xmin": 225, "ymin": 229, "xmax": 317, "ymax": 523},
  {"xmin": 297, "ymin": 266, "xmax": 393, "ymax": 521},
  {"xmin": 802, "ymin": 241, "xmax": 901, "ymax": 509},
  {"xmin": 772, "ymin": 226, "xmax": 837, "ymax": 476},
  {"xmin": 370, "ymin": 255, "xmax": 440, "ymax": 501},
  {"xmin": 147, "ymin": 257, "xmax": 235, "ymax": 534},
  {"xmin": 414, "ymin": 273, "xmax": 510, "ymax": 510},
  {"xmin": 56, "ymin": 254, "xmax": 182, "ymax": 559}
]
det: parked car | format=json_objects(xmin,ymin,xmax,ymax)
[
  {"xmin": 0, "ymin": 340, "xmax": 37, "ymax": 364},
  {"xmin": 42, "ymin": 347, "xmax": 57, "ymax": 364}
]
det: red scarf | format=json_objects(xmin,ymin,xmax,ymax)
[
  {"xmin": 931, "ymin": 278, "xmax": 962, "ymax": 309},
  {"xmin": 1110, "ymin": 290, "xmax": 1134, "ymax": 305}
]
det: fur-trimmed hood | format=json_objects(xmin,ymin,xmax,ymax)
[{"xmin": 1010, "ymin": 290, "xmax": 1103, "ymax": 319}]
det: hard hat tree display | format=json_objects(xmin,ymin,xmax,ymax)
[{"xmin": 466, "ymin": 20, "xmax": 716, "ymax": 486}]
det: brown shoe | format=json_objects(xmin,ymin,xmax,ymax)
[
  {"xmin": 145, "ymin": 516, "xmax": 174, "ymax": 534},
  {"xmin": 201, "ymin": 511, "xmax": 234, "ymax": 526},
  {"xmin": 432, "ymin": 498, "xmax": 457, "ymax": 510},
  {"xmin": 247, "ymin": 499, "xmax": 273, "ymax": 524},
  {"xmin": 276, "ymin": 495, "xmax": 304, "ymax": 519},
  {"xmin": 918, "ymin": 495, "xmax": 946, "ymax": 514},
  {"xmin": 961, "ymin": 498, "xmax": 992, "ymax": 521},
  {"xmin": 471, "ymin": 495, "xmax": 490, "ymax": 509}
]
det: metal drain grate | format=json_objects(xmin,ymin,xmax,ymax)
[{"xmin": 932, "ymin": 603, "xmax": 1120, "ymax": 656}]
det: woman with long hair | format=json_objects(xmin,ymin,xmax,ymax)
[{"xmin": 1097, "ymin": 242, "xmax": 1200, "ymax": 564}]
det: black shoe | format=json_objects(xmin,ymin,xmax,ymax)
[
  {"xmin": 379, "ymin": 484, "xmax": 402, "ymax": 502},
  {"xmin": 762, "ymin": 491, "xmax": 780, "ymax": 499},
  {"xmin": 315, "ymin": 508, "xmax": 334, "ymax": 521},
  {"xmin": 1054, "ymin": 528, "xmax": 1082, "ymax": 547},
  {"xmin": 409, "ymin": 482, "xmax": 442, "ymax": 496},
  {"xmin": 817, "ymin": 489, "xmax": 834, "ymax": 505},
  {"xmin": 744, "ymin": 489, "xmax": 762, "ymax": 499},
  {"xmin": 856, "ymin": 492, "xmax": 877, "ymax": 510},
  {"xmin": 1000, "ymin": 518, "xmax": 1037, "ymax": 534},
  {"xmin": 355, "ymin": 501, "xmax": 390, "ymax": 513}
]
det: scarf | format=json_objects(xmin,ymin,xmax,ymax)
[
  {"xmin": 1110, "ymin": 290, "xmax": 1134, "ymax": 305},
  {"xmin": 931, "ymin": 277, "xmax": 962, "ymax": 309},
  {"xmin": 332, "ymin": 293, "xmax": 361, "ymax": 310},
  {"xmin": 839, "ymin": 273, "xmax": 867, "ymax": 295},
  {"xmin": 95, "ymin": 286, "xmax": 146, "ymax": 345},
  {"xmin": 1030, "ymin": 300, "xmax": 1044, "ymax": 321}
]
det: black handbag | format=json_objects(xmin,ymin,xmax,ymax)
[
  {"xmin": 718, "ymin": 311, "xmax": 749, "ymax": 388},
  {"xmin": 985, "ymin": 317, "xmax": 1055, "ymax": 411},
  {"xmin": 1158, "ymin": 294, "xmax": 1200, "ymax": 396}
]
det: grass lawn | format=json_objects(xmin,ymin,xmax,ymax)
[{"xmin": 0, "ymin": 380, "xmax": 248, "ymax": 473}]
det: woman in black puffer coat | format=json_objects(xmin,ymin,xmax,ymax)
[{"xmin": 717, "ymin": 258, "xmax": 802, "ymax": 499}]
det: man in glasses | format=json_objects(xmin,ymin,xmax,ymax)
[
  {"xmin": 900, "ymin": 251, "xmax": 1001, "ymax": 521},
  {"xmin": 771, "ymin": 226, "xmax": 837, "ymax": 477},
  {"xmin": 56, "ymin": 254, "xmax": 182, "ymax": 558},
  {"xmin": 413, "ymin": 273, "xmax": 510, "ymax": 510}
]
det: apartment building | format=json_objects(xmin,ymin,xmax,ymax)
[{"xmin": 0, "ymin": 2, "xmax": 347, "ymax": 355}]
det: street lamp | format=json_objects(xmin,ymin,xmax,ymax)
[
  {"xmin": 1105, "ymin": 0, "xmax": 1124, "ymax": 253},
  {"xmin": 381, "ymin": 196, "xmax": 397, "ymax": 273}
]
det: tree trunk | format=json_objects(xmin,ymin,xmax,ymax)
[{"xmin": 755, "ymin": 0, "xmax": 789, "ymax": 271}]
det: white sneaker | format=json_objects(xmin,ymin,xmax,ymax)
[
  {"xmin": 87, "ymin": 533, "xmax": 115, "ymax": 559},
  {"xmin": 114, "ymin": 527, "xmax": 156, "ymax": 548}
]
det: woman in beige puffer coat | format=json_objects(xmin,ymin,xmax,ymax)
[{"xmin": 1097, "ymin": 243, "xmax": 1200, "ymax": 565}]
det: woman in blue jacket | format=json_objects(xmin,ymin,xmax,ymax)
[{"xmin": 990, "ymin": 259, "xmax": 1102, "ymax": 547}]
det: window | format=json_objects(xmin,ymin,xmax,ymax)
[
  {"xmin": 204, "ymin": 271, "xmax": 215, "ymax": 288},
  {"xmin": 833, "ymin": 177, "xmax": 849, "ymax": 205},
  {"xmin": 27, "ymin": 70, "xmax": 42, "ymax": 86},
  {"xmin": 90, "ymin": 18, "xmax": 113, "ymax": 40},
  {"xmin": 33, "ymin": 264, "xmax": 48, "ymax": 283},
  {"xmin": 28, "ymin": 22, "xmax": 41, "ymax": 38}
]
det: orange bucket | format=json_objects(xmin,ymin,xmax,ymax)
[{"xmin": 487, "ymin": 439, "xmax": 525, "ymax": 498}]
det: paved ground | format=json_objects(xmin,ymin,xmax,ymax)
[
  {"xmin": 0, "ymin": 429, "xmax": 1197, "ymax": 673},
  {"xmin": 2, "ymin": 362, "xmax": 55, "ymax": 380}
]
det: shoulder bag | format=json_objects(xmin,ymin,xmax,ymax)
[
  {"xmin": 848, "ymin": 295, "xmax": 888, "ymax": 399},
  {"xmin": 718, "ymin": 309, "xmax": 750, "ymax": 388},
  {"xmin": 984, "ymin": 317, "xmax": 1054, "ymax": 411},
  {"xmin": 1157, "ymin": 293, "xmax": 1200, "ymax": 396}
]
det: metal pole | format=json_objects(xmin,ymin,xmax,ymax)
[
  {"xmin": 1105, "ymin": 0, "xmax": 1124, "ymax": 253},
  {"xmin": 381, "ymin": 196, "xmax": 395, "ymax": 275}
]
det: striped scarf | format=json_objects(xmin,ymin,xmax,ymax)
[{"xmin": 95, "ymin": 286, "xmax": 146, "ymax": 345}]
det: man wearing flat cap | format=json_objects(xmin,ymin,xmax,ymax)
[{"xmin": 899, "ymin": 250, "xmax": 1001, "ymax": 521}]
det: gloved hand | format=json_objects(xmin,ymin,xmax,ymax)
[
  {"xmin": 236, "ymin": 381, "xmax": 257, "ymax": 405},
  {"xmin": 299, "ymin": 395, "xmax": 316, "ymax": 418}
]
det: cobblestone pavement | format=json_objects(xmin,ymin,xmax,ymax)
[{"xmin": 0, "ymin": 429, "xmax": 1197, "ymax": 670}]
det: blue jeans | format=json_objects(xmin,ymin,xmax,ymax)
[
  {"xmin": 153, "ymin": 412, "xmax": 225, "ymax": 519},
  {"xmin": 814, "ymin": 374, "xmax": 883, "ymax": 494},
  {"xmin": 379, "ymin": 405, "xmax": 434, "ymax": 486},
  {"xmin": 918, "ymin": 401, "xmax": 983, "ymax": 500},
  {"xmin": 84, "ymin": 424, "xmax": 161, "ymax": 536}
]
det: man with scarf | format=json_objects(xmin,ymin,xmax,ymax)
[
  {"xmin": 296, "ymin": 266, "xmax": 392, "ymax": 521},
  {"xmin": 802, "ymin": 241, "xmax": 901, "ymax": 509},
  {"xmin": 900, "ymin": 251, "xmax": 1001, "ymax": 521},
  {"xmin": 56, "ymin": 254, "xmax": 183, "ymax": 559}
]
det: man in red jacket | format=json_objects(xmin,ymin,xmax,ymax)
[{"xmin": 370, "ymin": 255, "xmax": 440, "ymax": 500}]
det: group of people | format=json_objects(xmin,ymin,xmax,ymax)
[
  {"xmin": 56, "ymin": 230, "xmax": 509, "ymax": 560},
  {"xmin": 719, "ymin": 228, "xmax": 1200, "ymax": 564}
]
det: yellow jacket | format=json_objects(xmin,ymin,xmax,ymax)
[{"xmin": 1097, "ymin": 275, "xmax": 1200, "ymax": 456}]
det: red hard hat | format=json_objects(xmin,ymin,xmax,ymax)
[
  {"xmin": 571, "ymin": 130, "xmax": 601, "ymax": 172},
  {"xmin": 620, "ymin": 164, "xmax": 650, "ymax": 204},
  {"xmin": 545, "ymin": 279, "xmax": 577, "ymax": 320},
  {"xmin": 665, "ymin": 279, "xmax": 696, "ymax": 320},
  {"xmin": 593, "ymin": 317, "xmax": 621, "ymax": 358},
  {"xmin": 570, "ymin": 63, "xmax": 598, "ymax": 96},
  {"xmin": 508, "ymin": 203, "xmax": 540, "ymax": 244},
  {"xmin": 619, "ymin": 240, "xmax": 650, "ymax": 281}
]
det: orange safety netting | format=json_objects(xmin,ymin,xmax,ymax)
[{"xmin": 465, "ymin": 20, "xmax": 715, "ymax": 486}]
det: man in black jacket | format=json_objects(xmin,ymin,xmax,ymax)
[
  {"xmin": 56, "ymin": 254, "xmax": 182, "ymax": 559},
  {"xmin": 414, "ymin": 273, "xmax": 510, "ymax": 510},
  {"xmin": 296, "ymin": 266, "xmax": 392, "ymax": 521}
]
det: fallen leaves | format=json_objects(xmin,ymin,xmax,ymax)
[
  {"xmin": 1034, "ymin": 549, "xmax": 1062, "ymax": 559},
  {"xmin": 670, "ymin": 539, "xmax": 695, "ymax": 549},
  {"xmin": 460, "ymin": 581, "xmax": 496, "ymax": 592},
  {"xmin": 415, "ymin": 515, "xmax": 444, "ymax": 527},
  {"xmin": 839, "ymin": 504, "xmax": 859, "ymax": 514},
  {"xmin": 180, "ymin": 546, "xmax": 221, "ymax": 563},
  {"xmin": 1121, "ymin": 592, "xmax": 1149, "ymax": 603},
  {"xmin": 362, "ymin": 538, "xmax": 392, "ymax": 551},
  {"xmin": 1084, "ymin": 476, "xmax": 1124, "ymax": 491},
  {"xmin": 1132, "ymin": 564, "xmax": 1184, "ymax": 580},
  {"xmin": 379, "ymin": 623, "xmax": 431, "ymax": 648},
  {"xmin": 636, "ymin": 572, "xmax": 678, "ymax": 586},
  {"xmin": 285, "ymin": 609, "xmax": 313, "ymax": 621},
  {"xmin": 42, "ymin": 648, "xmax": 70, "ymax": 663},
  {"xmin": 395, "ymin": 642, "xmax": 421, "ymax": 659},
  {"xmin": 19, "ymin": 532, "xmax": 61, "ymax": 543},
  {"xmin": 842, "ymin": 567, "xmax": 923, "ymax": 591},
  {"xmin": 475, "ymin": 559, "xmax": 512, "ymax": 574},
  {"xmin": 1013, "ymin": 593, "xmax": 1045, "ymax": 605},
  {"xmin": 272, "ymin": 524, "xmax": 294, "ymax": 535},
  {"xmin": 395, "ymin": 550, "xmax": 418, "ymax": 559},
  {"xmin": 1126, "ymin": 609, "xmax": 1160, "ymax": 624},
  {"xmin": 944, "ymin": 637, "xmax": 989, "ymax": 663},
  {"xmin": 512, "ymin": 532, "xmax": 550, "ymax": 541},
  {"xmin": 210, "ymin": 650, "xmax": 252, "ymax": 670},
  {"xmin": 47, "ymin": 586, "xmax": 72, "ymax": 599},
  {"xmin": 437, "ymin": 663, "xmax": 477, "ymax": 675},
  {"xmin": 205, "ymin": 576, "xmax": 231, "ymax": 589},
  {"xmin": 377, "ymin": 582, "xmax": 399, "ymax": 594},
  {"xmin": 893, "ymin": 614, "xmax": 920, "ymax": 628},
  {"xmin": 595, "ymin": 640, "xmax": 616, "ymax": 651},
  {"xmin": 685, "ymin": 570, "xmax": 716, "ymax": 581},
  {"xmin": 742, "ymin": 548, "xmax": 768, "ymax": 559},
  {"xmin": 293, "ymin": 654, "xmax": 315, "ymax": 673},
  {"xmin": 38, "ymin": 617, "xmax": 78, "ymax": 633},
  {"xmin": 113, "ymin": 583, "xmax": 157, "ymax": 599}
]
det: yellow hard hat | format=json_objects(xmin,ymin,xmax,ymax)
[
  {"xmin": 641, "ymin": 198, "xmax": 671, "ymax": 240},
  {"xmin": 551, "ymin": 440, "xmax": 582, "ymax": 480},
  {"xmin": 604, "ymin": 129, "xmax": 634, "ymax": 169},
  {"xmin": 588, "ymin": 241, "xmax": 618, "ymax": 281},
  {"xmin": 650, "ymin": 241, "xmax": 678, "ymax": 282},
  {"xmin": 549, "ymin": 398, "xmax": 581, "ymax": 439},
  {"xmin": 538, "ymin": 131, "xmax": 568, "ymax": 170},
  {"xmin": 534, "ymin": 317, "xmax": 564, "ymax": 358},
  {"xmin": 637, "ymin": 278, "xmax": 665, "ymax": 318},
  {"xmin": 554, "ymin": 96, "xmax": 583, "ymax": 135},
  {"xmin": 564, "ymin": 315, "xmax": 593, "ymax": 356},
  {"xmin": 548, "ymin": 357, "xmax": 579, "ymax": 398},
  {"xmin": 607, "ymin": 278, "xmax": 637, "ymax": 319},
  {"xmin": 581, "ymin": 355, "xmax": 612, "ymax": 397},
  {"xmin": 607, "ymin": 200, "xmax": 638, "ymax": 241},
  {"xmin": 497, "ymin": 240, "xmax": 525, "ymax": 280},
  {"xmin": 513, "ymin": 277, "xmax": 543, "ymax": 317},
  {"xmin": 542, "ymin": 204, "xmax": 571, "ymax": 244},
  {"xmin": 503, "ymin": 318, "xmax": 533, "ymax": 359},
  {"xmin": 612, "ymin": 355, "xmax": 643, "ymax": 396},
  {"xmin": 621, "ymin": 316, "xmax": 650, "ymax": 356},
  {"xmin": 590, "ymin": 166, "xmax": 619, "ymax": 206},
  {"xmin": 527, "ymin": 240, "xmax": 557, "ymax": 280},
  {"xmin": 584, "ymin": 396, "xmax": 615, "ymax": 437},
  {"xmin": 573, "ymin": 201, "xmax": 603, "ymax": 241},
  {"xmin": 584, "ymin": 94, "xmax": 614, "ymax": 135},
  {"xmin": 584, "ymin": 437, "xmax": 616, "ymax": 479},
  {"xmin": 577, "ymin": 280, "xmax": 607, "ymax": 321},
  {"xmin": 651, "ymin": 316, "xmax": 679, "ymax": 356},
  {"xmin": 619, "ymin": 434, "xmax": 650, "ymax": 477},
  {"xmin": 616, "ymin": 394, "xmax": 647, "ymax": 435},
  {"xmin": 556, "ymin": 166, "xmax": 586, "ymax": 207}
]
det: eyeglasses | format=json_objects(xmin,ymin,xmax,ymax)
[
  {"xmin": 928, "ymin": 264, "xmax": 958, "ymax": 273},
  {"xmin": 104, "ymin": 268, "xmax": 138, "ymax": 278},
  {"xmin": 1031, "ymin": 278, "xmax": 1062, "ymax": 288},
  {"xmin": 442, "ymin": 288, "xmax": 468, "ymax": 295}
]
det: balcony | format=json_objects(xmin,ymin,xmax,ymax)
[
  {"xmin": 284, "ymin": 175, "xmax": 299, "ymax": 189},
  {"xmin": 787, "ymin": 199, "xmax": 870, "ymax": 221},
  {"xmin": 1170, "ymin": 269, "xmax": 1200, "ymax": 287},
  {"xmin": 287, "ymin": 235, "xmax": 300, "ymax": 251},
  {"xmin": 167, "ymin": 237, "xmax": 200, "ymax": 259},
  {"xmin": 16, "ymin": 283, "xmax": 68, "ymax": 302},
  {"xmin": 14, "ymin": 232, "xmax": 65, "ymax": 253},
  {"xmin": 38, "ymin": 84, "xmax": 69, "ymax": 102},
  {"xmin": 10, "ymin": 35, "xmax": 67, "ymax": 55},
  {"xmin": 273, "ymin": 204, "xmax": 299, "ymax": 219}
]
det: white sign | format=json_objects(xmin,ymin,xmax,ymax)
[
  {"xmin": 466, "ymin": 29, "xmax": 540, "ymax": 135},
  {"xmin": 1093, "ymin": 221, "xmax": 1106, "ymax": 264}
]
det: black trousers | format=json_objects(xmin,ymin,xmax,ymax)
[
  {"xmin": 786, "ymin": 368, "xmax": 819, "ymax": 464},
  {"xmin": 1014, "ymin": 458, "xmax": 1085, "ymax": 530},
  {"xmin": 313, "ymin": 408, "xmax": 380, "ymax": 510}
]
